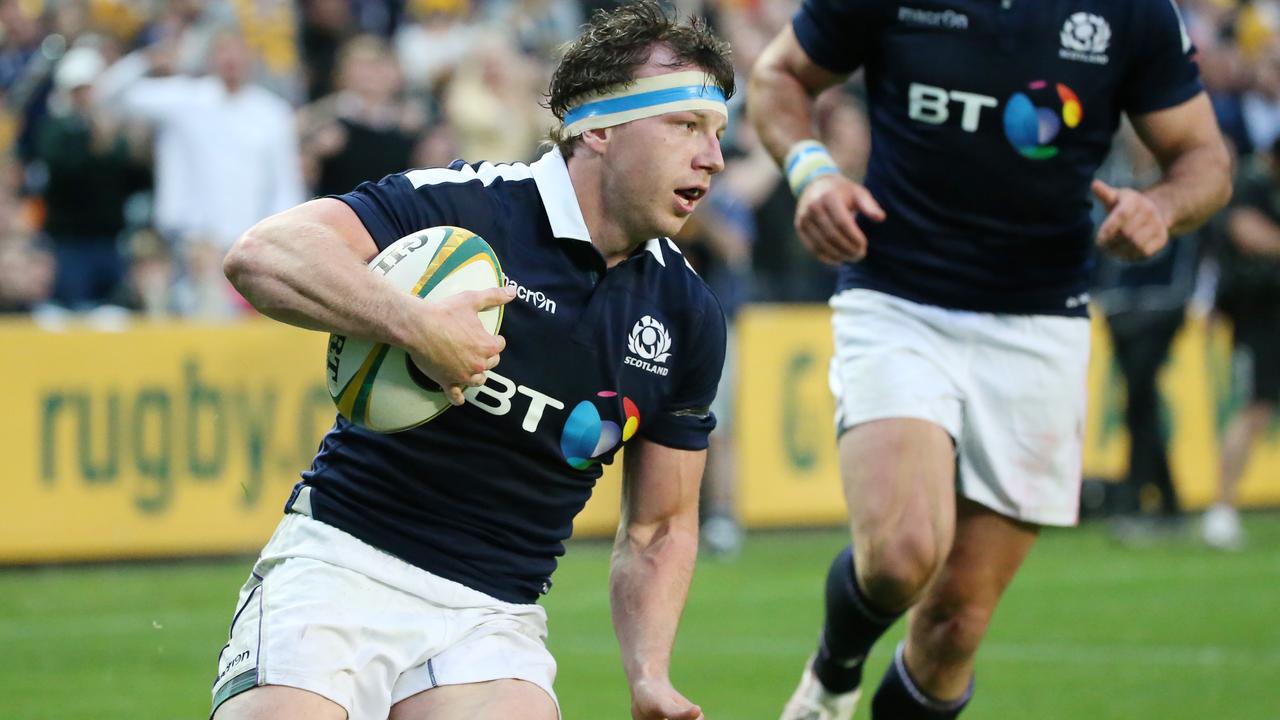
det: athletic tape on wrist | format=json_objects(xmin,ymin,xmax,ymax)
[
  {"xmin": 785, "ymin": 140, "xmax": 840, "ymax": 197},
  {"xmin": 560, "ymin": 71, "xmax": 727, "ymax": 137}
]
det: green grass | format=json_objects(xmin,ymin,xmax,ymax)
[{"xmin": 2, "ymin": 517, "xmax": 1278, "ymax": 719}]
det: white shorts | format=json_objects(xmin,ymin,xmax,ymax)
[
  {"xmin": 210, "ymin": 511, "xmax": 558, "ymax": 719},
  {"xmin": 828, "ymin": 289, "xmax": 1090, "ymax": 526}
]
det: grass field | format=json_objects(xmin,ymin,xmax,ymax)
[{"xmin": 2, "ymin": 517, "xmax": 1278, "ymax": 720}]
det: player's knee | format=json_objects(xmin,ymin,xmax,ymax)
[
  {"xmin": 856, "ymin": 535, "xmax": 944, "ymax": 611},
  {"xmin": 917, "ymin": 600, "xmax": 994, "ymax": 664}
]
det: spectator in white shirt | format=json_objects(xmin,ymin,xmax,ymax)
[{"xmin": 95, "ymin": 28, "xmax": 305, "ymax": 252}]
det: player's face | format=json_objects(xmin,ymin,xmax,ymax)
[{"xmin": 601, "ymin": 56, "xmax": 726, "ymax": 240}]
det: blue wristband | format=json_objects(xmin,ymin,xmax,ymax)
[{"xmin": 785, "ymin": 140, "xmax": 840, "ymax": 197}]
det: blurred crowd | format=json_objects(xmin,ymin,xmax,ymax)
[
  {"xmin": 0, "ymin": 0, "xmax": 1272, "ymax": 337},
  {"xmin": 0, "ymin": 0, "xmax": 619, "ymax": 317},
  {"xmin": 0, "ymin": 0, "xmax": 870, "ymax": 323}
]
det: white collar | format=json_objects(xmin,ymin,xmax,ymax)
[{"xmin": 529, "ymin": 146, "xmax": 592, "ymax": 243}]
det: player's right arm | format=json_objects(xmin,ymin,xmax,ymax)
[
  {"xmin": 224, "ymin": 198, "xmax": 514, "ymax": 405},
  {"xmin": 748, "ymin": 24, "xmax": 884, "ymax": 264}
]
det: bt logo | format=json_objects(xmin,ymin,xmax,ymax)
[
  {"xmin": 1002, "ymin": 81, "xmax": 1082, "ymax": 159},
  {"xmin": 463, "ymin": 371, "xmax": 640, "ymax": 469},
  {"xmin": 464, "ymin": 369, "xmax": 564, "ymax": 431},
  {"xmin": 908, "ymin": 82, "xmax": 998, "ymax": 132},
  {"xmin": 907, "ymin": 81, "xmax": 1083, "ymax": 160},
  {"xmin": 561, "ymin": 392, "xmax": 641, "ymax": 470}
]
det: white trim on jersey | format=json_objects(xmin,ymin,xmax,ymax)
[
  {"xmin": 1167, "ymin": 0, "xmax": 1192, "ymax": 54},
  {"xmin": 402, "ymin": 151, "xmax": 594, "ymax": 245},
  {"xmin": 403, "ymin": 162, "xmax": 533, "ymax": 189},
  {"xmin": 645, "ymin": 239, "xmax": 667, "ymax": 266},
  {"xmin": 406, "ymin": 148, "xmax": 698, "ymax": 276}
]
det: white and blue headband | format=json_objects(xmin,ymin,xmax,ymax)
[{"xmin": 560, "ymin": 70, "xmax": 727, "ymax": 137}]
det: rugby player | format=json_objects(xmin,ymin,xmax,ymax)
[
  {"xmin": 748, "ymin": 0, "xmax": 1231, "ymax": 717},
  {"xmin": 214, "ymin": 4, "xmax": 732, "ymax": 718}
]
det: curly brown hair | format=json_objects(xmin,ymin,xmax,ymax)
[{"xmin": 546, "ymin": 0, "xmax": 734, "ymax": 157}]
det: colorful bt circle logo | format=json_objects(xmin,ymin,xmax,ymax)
[
  {"xmin": 560, "ymin": 391, "xmax": 641, "ymax": 470},
  {"xmin": 1003, "ymin": 81, "xmax": 1082, "ymax": 160}
]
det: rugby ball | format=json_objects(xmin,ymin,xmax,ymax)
[{"xmin": 326, "ymin": 226, "xmax": 504, "ymax": 432}]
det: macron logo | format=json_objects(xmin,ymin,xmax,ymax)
[
  {"xmin": 506, "ymin": 278, "xmax": 557, "ymax": 315},
  {"xmin": 898, "ymin": 6, "xmax": 969, "ymax": 30}
]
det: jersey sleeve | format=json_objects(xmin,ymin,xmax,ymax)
[
  {"xmin": 332, "ymin": 163, "xmax": 498, "ymax": 252},
  {"xmin": 1120, "ymin": 0, "xmax": 1203, "ymax": 115},
  {"xmin": 791, "ymin": 0, "xmax": 884, "ymax": 74},
  {"xmin": 639, "ymin": 290, "xmax": 727, "ymax": 451}
]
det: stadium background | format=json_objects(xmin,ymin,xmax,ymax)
[{"xmin": 0, "ymin": 0, "xmax": 1277, "ymax": 718}]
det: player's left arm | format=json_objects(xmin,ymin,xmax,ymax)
[
  {"xmin": 1094, "ymin": 93, "xmax": 1232, "ymax": 260},
  {"xmin": 610, "ymin": 437, "xmax": 707, "ymax": 720},
  {"xmin": 1130, "ymin": 94, "xmax": 1234, "ymax": 235}
]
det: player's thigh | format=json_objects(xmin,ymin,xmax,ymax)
[
  {"xmin": 389, "ymin": 679, "xmax": 557, "ymax": 720},
  {"xmin": 828, "ymin": 291, "xmax": 961, "ymax": 557},
  {"xmin": 839, "ymin": 417, "xmax": 957, "ymax": 559},
  {"xmin": 213, "ymin": 685, "xmax": 348, "ymax": 720},
  {"xmin": 909, "ymin": 498, "xmax": 1039, "ymax": 652}
]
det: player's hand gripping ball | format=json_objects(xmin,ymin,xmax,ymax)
[{"xmin": 326, "ymin": 226, "xmax": 504, "ymax": 432}]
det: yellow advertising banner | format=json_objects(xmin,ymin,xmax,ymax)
[
  {"xmin": 736, "ymin": 306, "xmax": 848, "ymax": 528},
  {"xmin": 737, "ymin": 306, "xmax": 1280, "ymax": 528},
  {"xmin": 0, "ymin": 318, "xmax": 622, "ymax": 564},
  {"xmin": 2, "ymin": 320, "xmax": 336, "ymax": 563},
  {"xmin": 4, "ymin": 305, "xmax": 1277, "ymax": 563}
]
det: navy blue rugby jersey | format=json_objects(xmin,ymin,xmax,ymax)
[
  {"xmin": 292, "ymin": 148, "xmax": 726, "ymax": 603},
  {"xmin": 792, "ymin": 0, "xmax": 1203, "ymax": 315}
]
